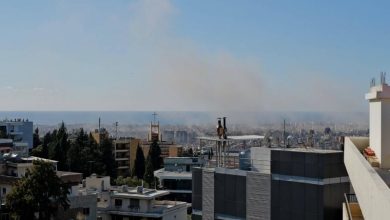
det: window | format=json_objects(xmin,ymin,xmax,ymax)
[
  {"xmin": 2, "ymin": 188, "xmax": 6, "ymax": 195},
  {"xmin": 83, "ymin": 208, "xmax": 90, "ymax": 216},
  {"xmin": 129, "ymin": 199, "xmax": 140, "ymax": 210},
  {"xmin": 115, "ymin": 199, "xmax": 122, "ymax": 207}
]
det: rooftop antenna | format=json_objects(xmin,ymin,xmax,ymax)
[
  {"xmin": 98, "ymin": 117, "xmax": 101, "ymax": 132},
  {"xmin": 381, "ymin": 72, "xmax": 387, "ymax": 85},
  {"xmin": 115, "ymin": 122, "xmax": 118, "ymax": 140},
  {"xmin": 371, "ymin": 77, "xmax": 376, "ymax": 87},
  {"xmin": 283, "ymin": 119, "xmax": 286, "ymax": 148}
]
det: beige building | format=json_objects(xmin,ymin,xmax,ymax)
[
  {"xmin": 141, "ymin": 122, "xmax": 183, "ymax": 159},
  {"xmin": 113, "ymin": 138, "xmax": 132, "ymax": 177}
]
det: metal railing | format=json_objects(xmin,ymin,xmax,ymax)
[{"xmin": 344, "ymin": 193, "xmax": 358, "ymax": 220}]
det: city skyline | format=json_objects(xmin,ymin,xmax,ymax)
[{"xmin": 0, "ymin": 0, "xmax": 389, "ymax": 112}]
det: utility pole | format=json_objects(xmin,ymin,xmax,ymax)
[
  {"xmin": 115, "ymin": 122, "xmax": 118, "ymax": 140},
  {"xmin": 283, "ymin": 119, "xmax": 286, "ymax": 148}
]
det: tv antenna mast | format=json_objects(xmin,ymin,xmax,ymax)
[
  {"xmin": 381, "ymin": 72, "xmax": 386, "ymax": 85},
  {"xmin": 115, "ymin": 122, "xmax": 118, "ymax": 140}
]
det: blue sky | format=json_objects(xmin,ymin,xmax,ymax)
[{"xmin": 0, "ymin": 0, "xmax": 388, "ymax": 111}]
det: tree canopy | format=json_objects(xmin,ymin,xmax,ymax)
[
  {"xmin": 6, "ymin": 160, "xmax": 69, "ymax": 220},
  {"xmin": 31, "ymin": 123, "xmax": 116, "ymax": 178},
  {"xmin": 48, "ymin": 122, "xmax": 70, "ymax": 170},
  {"xmin": 144, "ymin": 155, "xmax": 155, "ymax": 187},
  {"xmin": 148, "ymin": 140, "xmax": 162, "ymax": 171},
  {"xmin": 132, "ymin": 144, "xmax": 145, "ymax": 179}
]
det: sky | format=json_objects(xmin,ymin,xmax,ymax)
[{"xmin": 0, "ymin": 0, "xmax": 389, "ymax": 112}]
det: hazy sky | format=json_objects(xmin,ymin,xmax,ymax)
[{"xmin": 0, "ymin": 0, "xmax": 389, "ymax": 112}]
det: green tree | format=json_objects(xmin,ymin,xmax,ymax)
[
  {"xmin": 33, "ymin": 128, "xmax": 41, "ymax": 148},
  {"xmin": 144, "ymin": 155, "xmax": 155, "ymax": 187},
  {"xmin": 67, "ymin": 129, "xmax": 89, "ymax": 175},
  {"xmin": 49, "ymin": 122, "xmax": 70, "ymax": 170},
  {"xmin": 132, "ymin": 144, "xmax": 145, "ymax": 179},
  {"xmin": 6, "ymin": 160, "xmax": 69, "ymax": 220},
  {"xmin": 114, "ymin": 176, "xmax": 142, "ymax": 187},
  {"xmin": 98, "ymin": 136, "xmax": 116, "ymax": 178},
  {"xmin": 31, "ymin": 131, "xmax": 53, "ymax": 158},
  {"xmin": 149, "ymin": 140, "xmax": 162, "ymax": 171}
]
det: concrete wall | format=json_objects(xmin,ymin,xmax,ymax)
[
  {"xmin": 381, "ymin": 101, "xmax": 390, "ymax": 168},
  {"xmin": 56, "ymin": 194, "xmax": 97, "ymax": 220},
  {"xmin": 202, "ymin": 169, "xmax": 215, "ymax": 220},
  {"xmin": 86, "ymin": 175, "xmax": 110, "ymax": 191},
  {"xmin": 345, "ymin": 137, "xmax": 390, "ymax": 220},
  {"xmin": 162, "ymin": 206, "xmax": 187, "ymax": 220},
  {"xmin": 250, "ymin": 147, "xmax": 271, "ymax": 174},
  {"xmin": 247, "ymin": 172, "xmax": 271, "ymax": 220},
  {"xmin": 369, "ymin": 101, "xmax": 382, "ymax": 163}
]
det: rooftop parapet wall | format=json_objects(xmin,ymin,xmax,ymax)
[
  {"xmin": 366, "ymin": 83, "xmax": 390, "ymax": 168},
  {"xmin": 344, "ymin": 137, "xmax": 390, "ymax": 220}
]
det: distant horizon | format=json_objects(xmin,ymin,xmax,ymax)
[{"xmin": 0, "ymin": 110, "xmax": 369, "ymax": 126}]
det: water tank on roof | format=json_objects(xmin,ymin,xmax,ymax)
[
  {"xmin": 136, "ymin": 186, "xmax": 143, "ymax": 194},
  {"xmin": 239, "ymin": 149, "xmax": 251, "ymax": 171}
]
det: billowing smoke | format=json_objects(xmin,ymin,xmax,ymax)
[{"xmin": 128, "ymin": 0, "xmax": 264, "ymax": 112}]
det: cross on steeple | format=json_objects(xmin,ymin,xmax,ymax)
[{"xmin": 152, "ymin": 112, "xmax": 158, "ymax": 124}]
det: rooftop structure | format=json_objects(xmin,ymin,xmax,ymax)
[
  {"xmin": 365, "ymin": 78, "xmax": 390, "ymax": 168},
  {"xmin": 0, "ymin": 119, "xmax": 33, "ymax": 156},
  {"xmin": 155, "ymin": 157, "xmax": 205, "ymax": 205},
  {"xmin": 74, "ymin": 174, "xmax": 188, "ymax": 220},
  {"xmin": 343, "ymin": 74, "xmax": 390, "ymax": 220}
]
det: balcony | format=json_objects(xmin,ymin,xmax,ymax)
[
  {"xmin": 344, "ymin": 137, "xmax": 390, "ymax": 219},
  {"xmin": 344, "ymin": 194, "xmax": 363, "ymax": 220}
]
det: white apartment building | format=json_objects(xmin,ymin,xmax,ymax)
[{"xmin": 343, "ymin": 77, "xmax": 390, "ymax": 220}]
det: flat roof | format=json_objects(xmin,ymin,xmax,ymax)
[
  {"xmin": 271, "ymin": 147, "xmax": 343, "ymax": 154},
  {"xmin": 154, "ymin": 169, "xmax": 192, "ymax": 179},
  {"xmin": 111, "ymin": 188, "xmax": 169, "ymax": 200},
  {"xmin": 22, "ymin": 156, "xmax": 58, "ymax": 163},
  {"xmin": 198, "ymin": 135, "xmax": 264, "ymax": 142}
]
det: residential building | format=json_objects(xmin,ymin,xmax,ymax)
[
  {"xmin": 98, "ymin": 186, "xmax": 187, "ymax": 220},
  {"xmin": 154, "ymin": 157, "xmax": 205, "ymax": 204},
  {"xmin": 75, "ymin": 174, "xmax": 188, "ymax": 220},
  {"xmin": 113, "ymin": 138, "xmax": 132, "ymax": 177},
  {"xmin": 56, "ymin": 171, "xmax": 97, "ymax": 220},
  {"xmin": 0, "ymin": 119, "xmax": 33, "ymax": 155},
  {"xmin": 141, "ymin": 122, "xmax": 183, "ymax": 159},
  {"xmin": 162, "ymin": 130, "xmax": 175, "ymax": 143},
  {"xmin": 0, "ymin": 155, "xmax": 96, "ymax": 220},
  {"xmin": 343, "ymin": 78, "xmax": 390, "ymax": 220}
]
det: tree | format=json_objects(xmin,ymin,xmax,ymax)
[
  {"xmin": 6, "ymin": 160, "xmax": 69, "ymax": 220},
  {"xmin": 132, "ymin": 144, "xmax": 145, "ymax": 179},
  {"xmin": 148, "ymin": 140, "xmax": 162, "ymax": 171},
  {"xmin": 67, "ymin": 129, "xmax": 89, "ymax": 175},
  {"xmin": 49, "ymin": 122, "xmax": 70, "ymax": 170},
  {"xmin": 114, "ymin": 176, "xmax": 142, "ymax": 187},
  {"xmin": 33, "ymin": 127, "xmax": 41, "ymax": 148},
  {"xmin": 97, "ymin": 136, "xmax": 116, "ymax": 178},
  {"xmin": 144, "ymin": 155, "xmax": 154, "ymax": 187}
]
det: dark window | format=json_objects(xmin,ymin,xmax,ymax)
[
  {"xmin": 115, "ymin": 199, "xmax": 122, "ymax": 207},
  {"xmin": 2, "ymin": 188, "xmax": 6, "ymax": 195},
  {"xmin": 83, "ymin": 208, "xmax": 90, "ymax": 216},
  {"xmin": 129, "ymin": 199, "xmax": 140, "ymax": 209}
]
